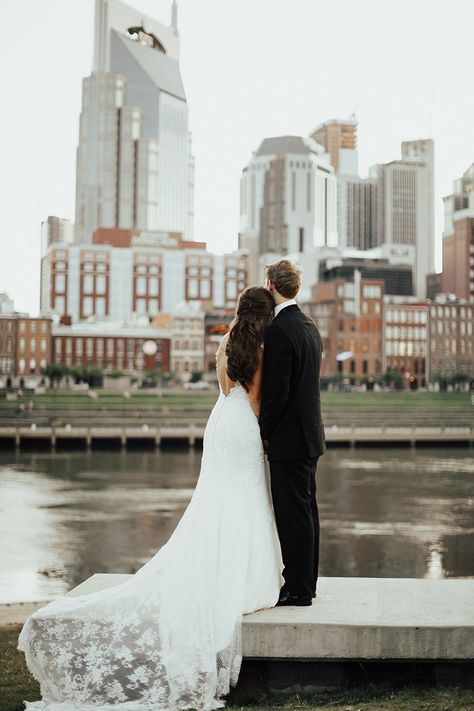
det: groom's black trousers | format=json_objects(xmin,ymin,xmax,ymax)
[{"xmin": 269, "ymin": 457, "xmax": 319, "ymax": 599}]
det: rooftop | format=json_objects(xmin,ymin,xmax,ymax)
[{"xmin": 255, "ymin": 136, "xmax": 313, "ymax": 157}]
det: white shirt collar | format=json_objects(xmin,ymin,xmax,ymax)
[{"xmin": 274, "ymin": 299, "xmax": 297, "ymax": 318}]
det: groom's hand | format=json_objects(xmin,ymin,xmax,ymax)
[{"xmin": 262, "ymin": 439, "xmax": 269, "ymax": 453}]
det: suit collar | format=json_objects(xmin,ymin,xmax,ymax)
[{"xmin": 273, "ymin": 304, "xmax": 300, "ymax": 321}]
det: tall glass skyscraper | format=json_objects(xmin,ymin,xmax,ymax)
[{"xmin": 74, "ymin": 0, "xmax": 194, "ymax": 244}]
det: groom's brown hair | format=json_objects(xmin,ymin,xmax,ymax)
[{"xmin": 266, "ymin": 260, "xmax": 301, "ymax": 299}]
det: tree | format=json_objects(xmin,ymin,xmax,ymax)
[
  {"xmin": 384, "ymin": 368, "xmax": 404, "ymax": 390},
  {"xmin": 41, "ymin": 363, "xmax": 69, "ymax": 387},
  {"xmin": 433, "ymin": 372, "xmax": 449, "ymax": 391},
  {"xmin": 451, "ymin": 372, "xmax": 470, "ymax": 391},
  {"xmin": 141, "ymin": 369, "xmax": 162, "ymax": 388},
  {"xmin": 190, "ymin": 371, "xmax": 203, "ymax": 383},
  {"xmin": 107, "ymin": 369, "xmax": 126, "ymax": 379}
]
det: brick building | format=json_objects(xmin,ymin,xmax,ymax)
[
  {"xmin": 383, "ymin": 299, "xmax": 429, "ymax": 387},
  {"xmin": 428, "ymin": 298, "xmax": 474, "ymax": 381},
  {"xmin": 40, "ymin": 228, "xmax": 249, "ymax": 324},
  {"xmin": 52, "ymin": 320, "xmax": 170, "ymax": 374},
  {"xmin": 303, "ymin": 274, "xmax": 384, "ymax": 380},
  {"xmin": 0, "ymin": 314, "xmax": 52, "ymax": 385},
  {"xmin": 171, "ymin": 302, "xmax": 205, "ymax": 377}
]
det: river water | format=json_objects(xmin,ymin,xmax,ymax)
[{"xmin": 0, "ymin": 447, "xmax": 473, "ymax": 603}]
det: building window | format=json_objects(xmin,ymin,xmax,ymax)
[
  {"xmin": 83, "ymin": 297, "xmax": 93, "ymax": 316},
  {"xmin": 226, "ymin": 281, "xmax": 237, "ymax": 299},
  {"xmin": 136, "ymin": 277, "xmax": 147, "ymax": 296},
  {"xmin": 83, "ymin": 275, "xmax": 94, "ymax": 294},
  {"xmin": 54, "ymin": 295, "xmax": 66, "ymax": 313},
  {"xmin": 149, "ymin": 277, "xmax": 159, "ymax": 297},
  {"xmin": 55, "ymin": 274, "xmax": 66, "ymax": 292},
  {"xmin": 363, "ymin": 285, "xmax": 381, "ymax": 299},
  {"xmin": 96, "ymin": 298, "xmax": 106, "ymax": 317},
  {"xmin": 96, "ymin": 275, "xmax": 106, "ymax": 295},
  {"xmin": 188, "ymin": 279, "xmax": 199, "ymax": 298}
]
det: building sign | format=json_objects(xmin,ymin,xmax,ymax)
[{"xmin": 131, "ymin": 232, "xmax": 180, "ymax": 248}]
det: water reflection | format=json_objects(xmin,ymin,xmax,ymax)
[{"xmin": 0, "ymin": 448, "xmax": 473, "ymax": 603}]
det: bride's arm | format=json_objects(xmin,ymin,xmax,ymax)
[{"xmin": 248, "ymin": 348, "xmax": 263, "ymax": 418}]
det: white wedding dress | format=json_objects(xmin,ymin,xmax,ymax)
[{"xmin": 18, "ymin": 381, "xmax": 283, "ymax": 710}]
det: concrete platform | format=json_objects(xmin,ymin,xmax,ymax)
[
  {"xmin": 49, "ymin": 573, "xmax": 474, "ymax": 662},
  {"xmin": 6, "ymin": 575, "xmax": 473, "ymax": 692}
]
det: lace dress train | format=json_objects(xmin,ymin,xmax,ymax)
[{"xmin": 17, "ymin": 384, "xmax": 283, "ymax": 710}]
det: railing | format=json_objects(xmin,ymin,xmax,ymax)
[{"xmin": 0, "ymin": 424, "xmax": 472, "ymax": 448}]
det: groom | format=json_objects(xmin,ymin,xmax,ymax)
[{"xmin": 259, "ymin": 259, "xmax": 326, "ymax": 607}]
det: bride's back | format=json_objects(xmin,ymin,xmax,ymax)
[{"xmin": 216, "ymin": 332, "xmax": 236, "ymax": 396}]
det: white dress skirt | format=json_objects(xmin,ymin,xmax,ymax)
[{"xmin": 18, "ymin": 383, "xmax": 283, "ymax": 710}]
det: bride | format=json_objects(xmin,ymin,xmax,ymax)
[{"xmin": 17, "ymin": 286, "xmax": 284, "ymax": 711}]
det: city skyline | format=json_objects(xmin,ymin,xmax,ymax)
[{"xmin": 2, "ymin": 0, "xmax": 474, "ymax": 315}]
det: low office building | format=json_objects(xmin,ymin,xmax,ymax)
[
  {"xmin": 303, "ymin": 274, "xmax": 384, "ymax": 380},
  {"xmin": 52, "ymin": 318, "xmax": 171, "ymax": 374},
  {"xmin": 0, "ymin": 305, "xmax": 52, "ymax": 386},
  {"xmin": 428, "ymin": 297, "xmax": 474, "ymax": 382},
  {"xmin": 383, "ymin": 298, "xmax": 429, "ymax": 387},
  {"xmin": 40, "ymin": 228, "xmax": 249, "ymax": 323},
  {"xmin": 171, "ymin": 302, "xmax": 205, "ymax": 377}
]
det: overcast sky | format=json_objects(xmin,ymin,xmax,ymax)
[{"xmin": 1, "ymin": 0, "xmax": 474, "ymax": 315}]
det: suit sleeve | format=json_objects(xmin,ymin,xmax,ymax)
[{"xmin": 259, "ymin": 325, "xmax": 293, "ymax": 441}]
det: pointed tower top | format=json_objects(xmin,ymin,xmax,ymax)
[{"xmin": 171, "ymin": 1, "xmax": 178, "ymax": 32}]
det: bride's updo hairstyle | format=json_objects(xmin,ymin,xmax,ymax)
[{"xmin": 226, "ymin": 286, "xmax": 275, "ymax": 391}]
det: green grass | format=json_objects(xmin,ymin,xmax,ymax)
[
  {"xmin": 0, "ymin": 626, "xmax": 39, "ymax": 711},
  {"xmin": 320, "ymin": 391, "xmax": 472, "ymax": 410},
  {"xmin": 226, "ymin": 688, "xmax": 474, "ymax": 710},
  {"xmin": 1, "ymin": 625, "xmax": 473, "ymax": 711},
  {"xmin": 0, "ymin": 389, "xmax": 470, "ymax": 410},
  {"xmin": 227, "ymin": 687, "xmax": 474, "ymax": 710}
]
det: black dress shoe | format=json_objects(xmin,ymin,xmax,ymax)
[{"xmin": 276, "ymin": 590, "xmax": 312, "ymax": 607}]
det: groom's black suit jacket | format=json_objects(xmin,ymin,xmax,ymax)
[{"xmin": 259, "ymin": 304, "xmax": 326, "ymax": 462}]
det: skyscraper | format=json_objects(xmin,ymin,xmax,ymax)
[
  {"xmin": 312, "ymin": 117, "xmax": 377, "ymax": 252},
  {"xmin": 74, "ymin": 0, "xmax": 194, "ymax": 244},
  {"xmin": 41, "ymin": 216, "xmax": 74, "ymax": 256},
  {"xmin": 370, "ymin": 139, "xmax": 435, "ymax": 298},
  {"xmin": 339, "ymin": 176, "xmax": 378, "ymax": 250},
  {"xmin": 310, "ymin": 118, "xmax": 358, "ymax": 176},
  {"xmin": 441, "ymin": 163, "xmax": 474, "ymax": 300},
  {"xmin": 240, "ymin": 136, "xmax": 337, "ymax": 257}
]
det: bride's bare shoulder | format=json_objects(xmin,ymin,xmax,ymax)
[{"xmin": 216, "ymin": 331, "xmax": 230, "ymax": 357}]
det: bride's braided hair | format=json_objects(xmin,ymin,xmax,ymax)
[{"xmin": 226, "ymin": 286, "xmax": 275, "ymax": 391}]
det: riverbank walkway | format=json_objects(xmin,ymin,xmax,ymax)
[{"xmin": 0, "ymin": 423, "xmax": 473, "ymax": 448}]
